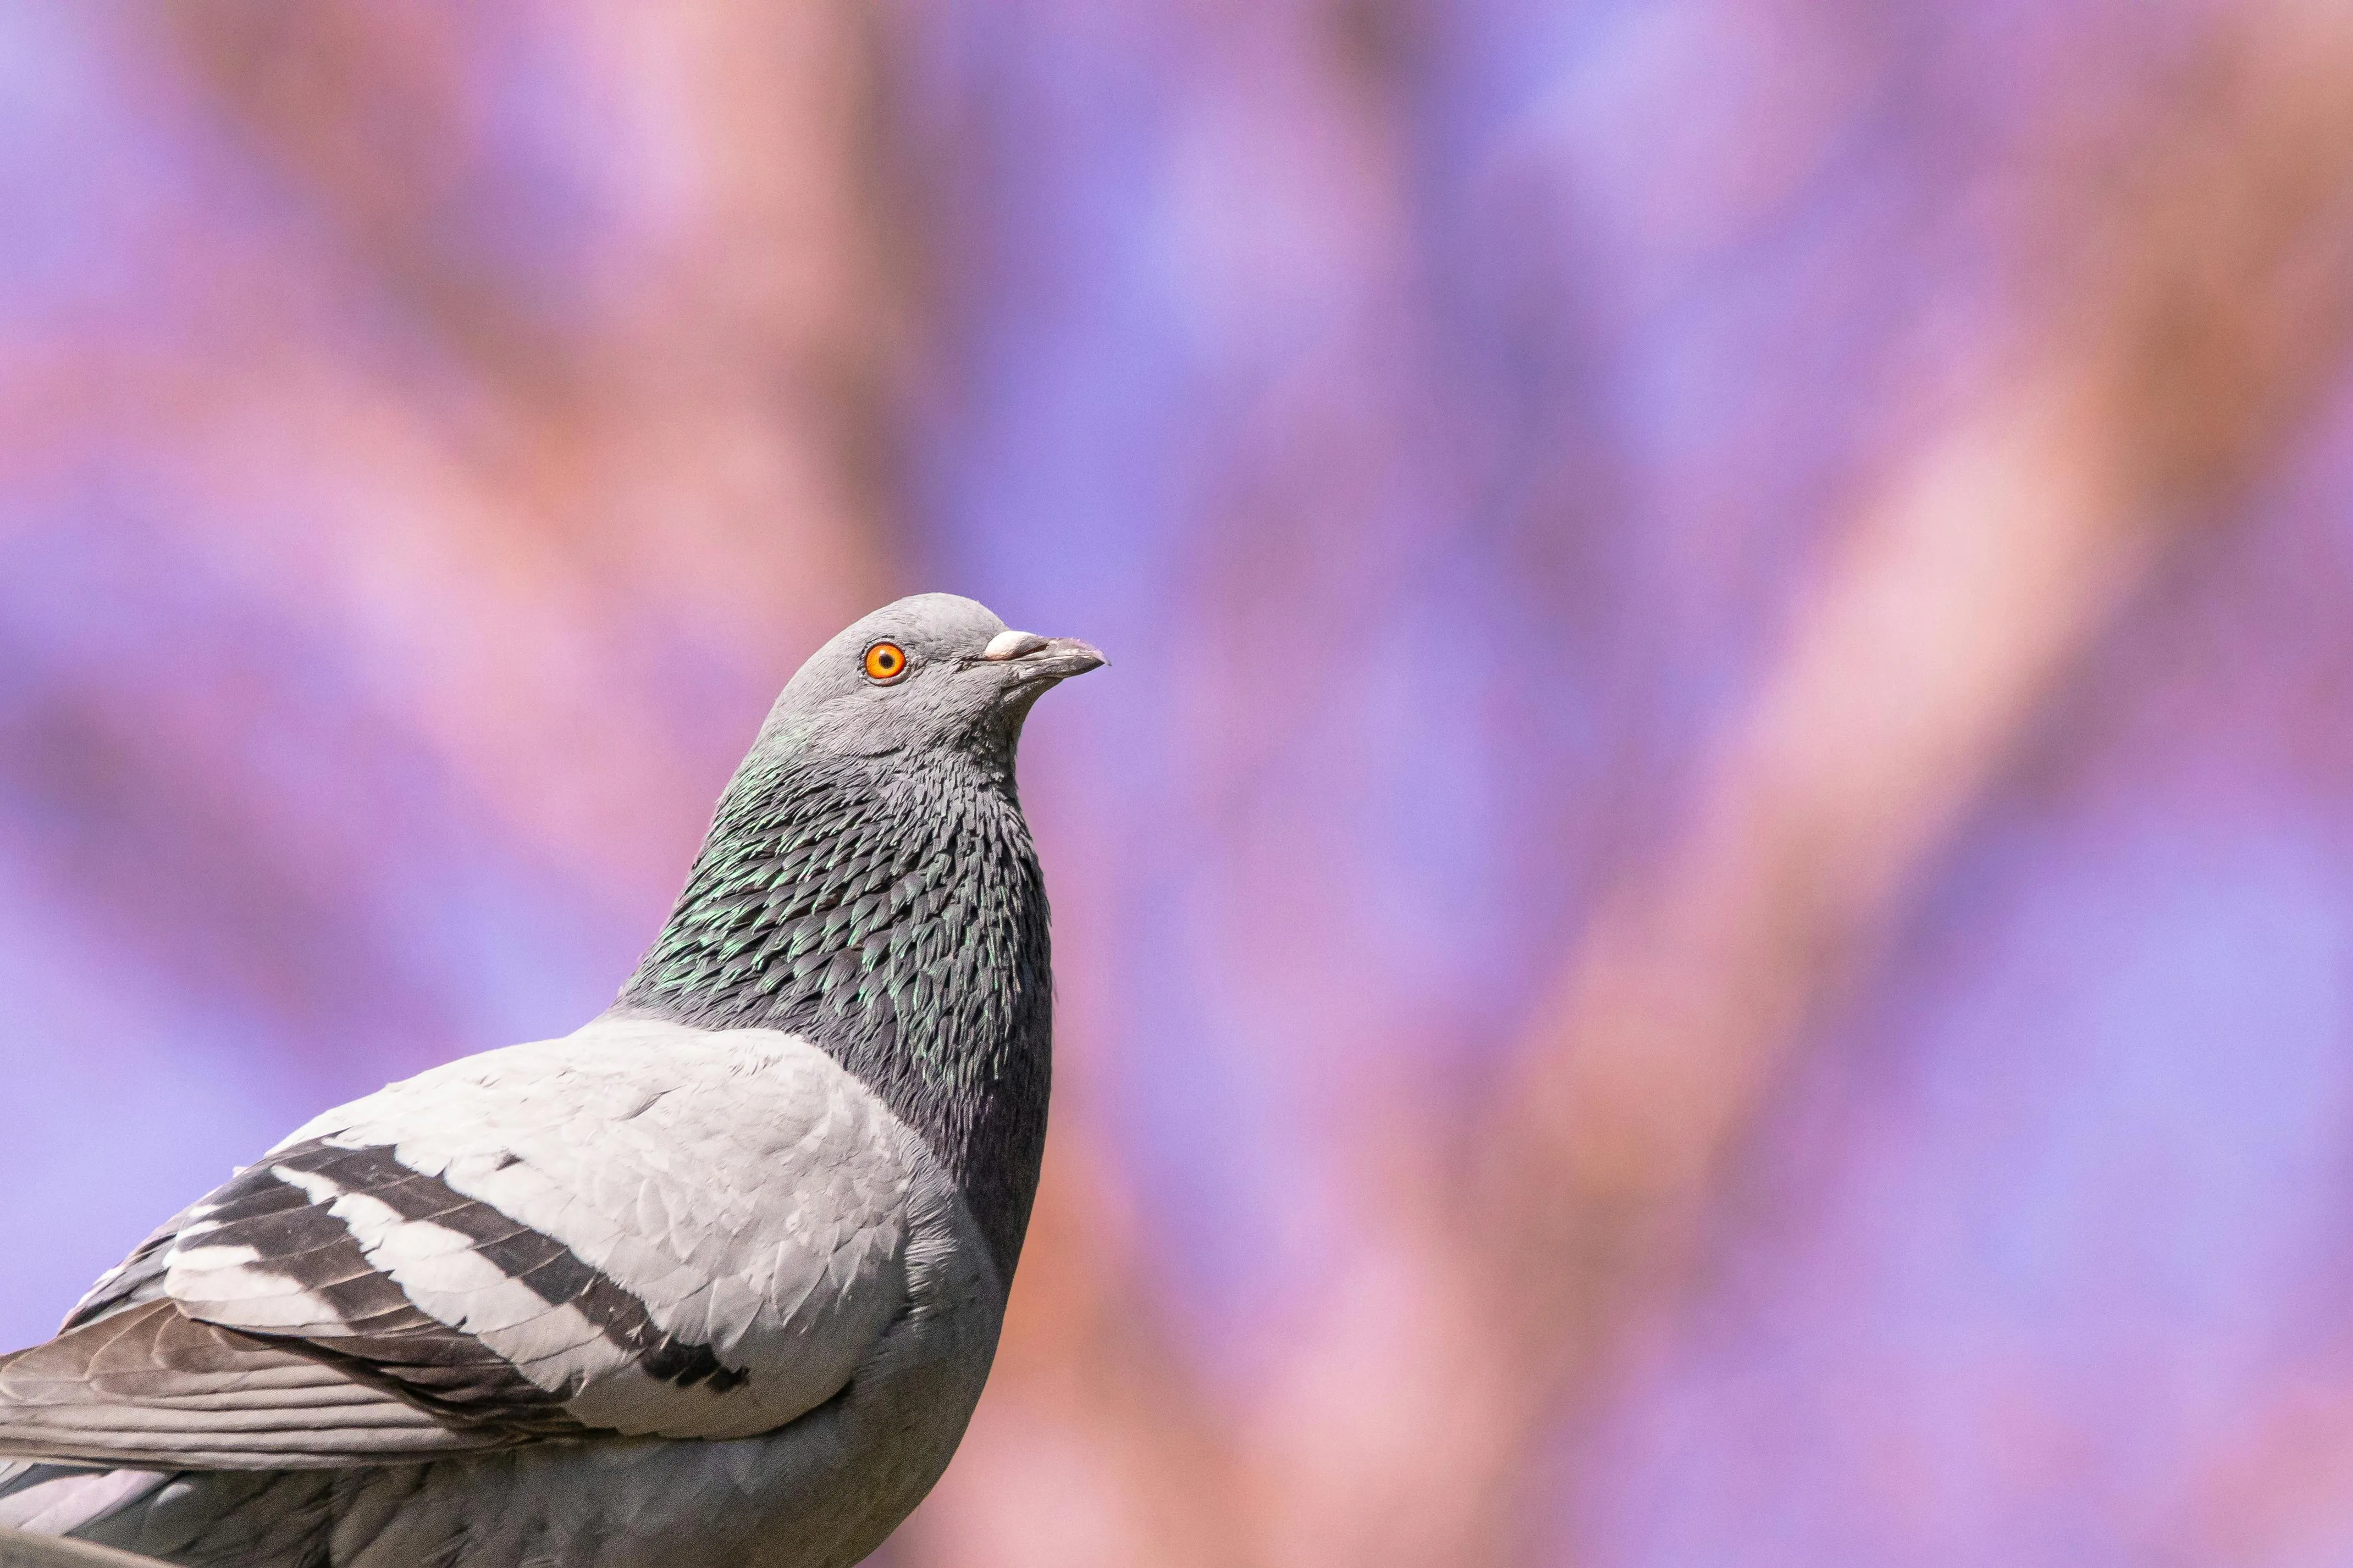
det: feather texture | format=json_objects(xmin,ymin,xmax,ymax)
[
  {"xmin": 0, "ymin": 1302, "xmax": 487, "ymax": 1467},
  {"xmin": 0, "ymin": 592, "xmax": 1090, "ymax": 1565},
  {"xmin": 0, "ymin": 1021, "xmax": 961, "ymax": 1468},
  {"xmin": 618, "ymin": 747, "xmax": 1052, "ymax": 1282}
]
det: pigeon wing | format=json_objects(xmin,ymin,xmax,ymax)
[
  {"xmin": 0, "ymin": 1020, "xmax": 943, "ymax": 1469},
  {"xmin": 0, "ymin": 1299, "xmax": 519, "ymax": 1468}
]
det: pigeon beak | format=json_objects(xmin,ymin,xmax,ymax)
[
  {"xmin": 981, "ymin": 630, "xmax": 1107, "ymax": 684},
  {"xmin": 1032, "ymin": 636, "xmax": 1108, "ymax": 680}
]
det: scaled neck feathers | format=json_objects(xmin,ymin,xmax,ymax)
[{"xmin": 614, "ymin": 741, "xmax": 1052, "ymax": 1284}]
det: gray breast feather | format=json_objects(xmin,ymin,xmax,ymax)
[{"xmin": 1, "ymin": 1020, "xmax": 967, "ymax": 1469}]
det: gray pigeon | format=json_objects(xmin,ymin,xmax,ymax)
[{"xmin": 0, "ymin": 594, "xmax": 1103, "ymax": 1568}]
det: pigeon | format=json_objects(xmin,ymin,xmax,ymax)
[{"xmin": 0, "ymin": 593, "xmax": 1103, "ymax": 1568}]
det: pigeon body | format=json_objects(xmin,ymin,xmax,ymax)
[{"xmin": 0, "ymin": 594, "xmax": 1103, "ymax": 1567}]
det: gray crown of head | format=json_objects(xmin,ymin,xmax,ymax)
[
  {"xmin": 616, "ymin": 593, "xmax": 1103, "ymax": 1278},
  {"xmin": 754, "ymin": 592, "xmax": 1106, "ymax": 766}
]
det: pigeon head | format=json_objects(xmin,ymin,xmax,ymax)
[
  {"xmin": 616, "ymin": 592, "xmax": 1100, "ymax": 1281},
  {"xmin": 760, "ymin": 593, "xmax": 1105, "ymax": 772}
]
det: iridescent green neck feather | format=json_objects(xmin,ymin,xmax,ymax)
[{"xmin": 615, "ymin": 746, "xmax": 1052, "ymax": 1283}]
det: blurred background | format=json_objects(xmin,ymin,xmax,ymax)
[{"xmin": 4, "ymin": 2, "xmax": 2353, "ymax": 1563}]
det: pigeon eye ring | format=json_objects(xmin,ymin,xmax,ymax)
[{"xmin": 862, "ymin": 640, "xmax": 909, "ymax": 683}]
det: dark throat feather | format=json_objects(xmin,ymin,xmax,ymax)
[{"xmin": 614, "ymin": 747, "xmax": 1052, "ymax": 1284}]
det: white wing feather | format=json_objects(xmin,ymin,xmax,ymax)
[{"xmin": 1, "ymin": 1018, "xmax": 959, "ymax": 1466}]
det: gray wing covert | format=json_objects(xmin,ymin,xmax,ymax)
[{"xmin": 0, "ymin": 1021, "xmax": 939, "ymax": 1469}]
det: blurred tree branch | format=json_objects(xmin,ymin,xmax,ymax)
[
  {"xmin": 896, "ymin": 4, "xmax": 2353, "ymax": 1566},
  {"xmin": 6, "ymin": 3, "xmax": 917, "ymax": 948},
  {"xmin": 13, "ymin": 3, "xmax": 2351, "ymax": 1564},
  {"xmin": 1439, "ymin": 7, "xmax": 2353, "ymax": 1563}
]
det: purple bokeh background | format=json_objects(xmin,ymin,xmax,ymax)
[{"xmin": 5, "ymin": 4, "xmax": 2353, "ymax": 1564}]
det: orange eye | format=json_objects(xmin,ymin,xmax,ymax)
[{"xmin": 862, "ymin": 641, "xmax": 908, "ymax": 682}]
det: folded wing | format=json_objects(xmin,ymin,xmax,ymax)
[{"xmin": 0, "ymin": 1020, "xmax": 941, "ymax": 1470}]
